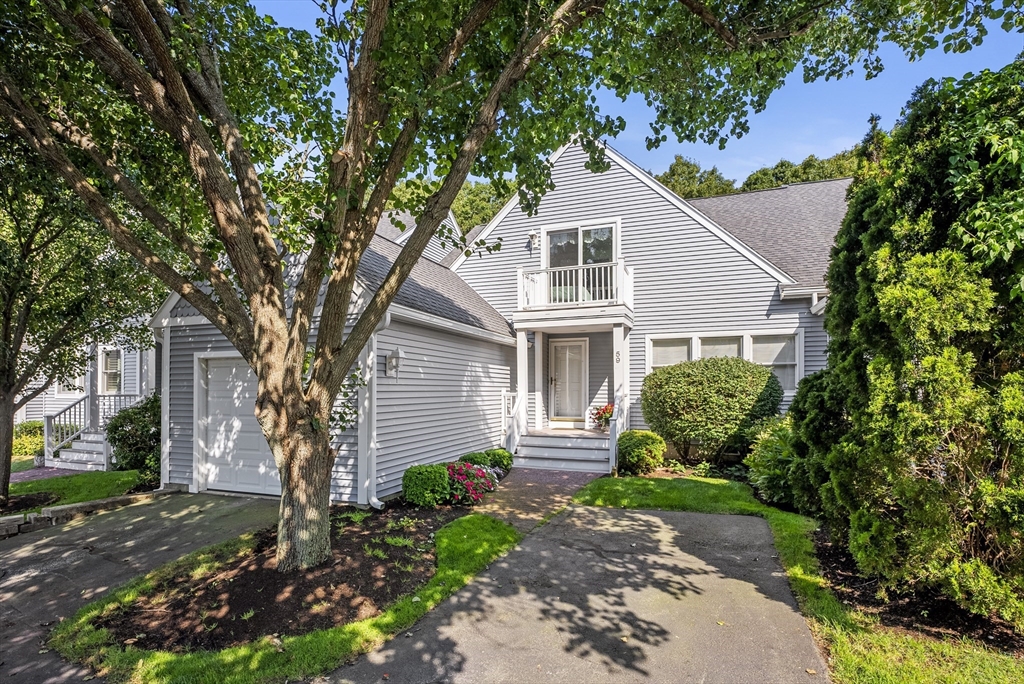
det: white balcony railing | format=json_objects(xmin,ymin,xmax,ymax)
[{"xmin": 518, "ymin": 261, "xmax": 633, "ymax": 310}]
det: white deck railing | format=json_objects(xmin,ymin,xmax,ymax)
[
  {"xmin": 518, "ymin": 261, "xmax": 633, "ymax": 310},
  {"xmin": 98, "ymin": 393, "xmax": 142, "ymax": 427},
  {"xmin": 501, "ymin": 390, "xmax": 526, "ymax": 454},
  {"xmin": 607, "ymin": 392, "xmax": 630, "ymax": 473}
]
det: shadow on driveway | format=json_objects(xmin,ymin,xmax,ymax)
[
  {"xmin": 0, "ymin": 493, "xmax": 278, "ymax": 683},
  {"xmin": 332, "ymin": 505, "xmax": 827, "ymax": 684}
]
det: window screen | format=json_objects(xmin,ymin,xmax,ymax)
[
  {"xmin": 700, "ymin": 336, "xmax": 742, "ymax": 358},
  {"xmin": 752, "ymin": 334, "xmax": 797, "ymax": 391},
  {"xmin": 651, "ymin": 338, "xmax": 690, "ymax": 369}
]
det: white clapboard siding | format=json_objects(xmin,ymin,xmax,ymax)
[
  {"xmin": 166, "ymin": 322, "xmax": 359, "ymax": 502},
  {"xmin": 453, "ymin": 143, "xmax": 829, "ymax": 427},
  {"xmin": 373, "ymin": 320, "xmax": 513, "ymax": 499}
]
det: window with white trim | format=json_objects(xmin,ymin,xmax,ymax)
[
  {"xmin": 752, "ymin": 334, "xmax": 798, "ymax": 391},
  {"xmin": 651, "ymin": 338, "xmax": 690, "ymax": 369},
  {"xmin": 55, "ymin": 376, "xmax": 85, "ymax": 396},
  {"xmin": 101, "ymin": 350, "xmax": 122, "ymax": 394},
  {"xmin": 700, "ymin": 336, "xmax": 741, "ymax": 358}
]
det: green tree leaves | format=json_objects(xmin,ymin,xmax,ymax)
[{"xmin": 655, "ymin": 156, "xmax": 736, "ymax": 198}]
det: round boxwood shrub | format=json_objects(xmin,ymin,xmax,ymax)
[
  {"xmin": 459, "ymin": 452, "xmax": 491, "ymax": 467},
  {"xmin": 485, "ymin": 448, "xmax": 513, "ymax": 471},
  {"xmin": 743, "ymin": 416, "xmax": 795, "ymax": 506},
  {"xmin": 641, "ymin": 356, "xmax": 783, "ymax": 460},
  {"xmin": 617, "ymin": 429, "xmax": 666, "ymax": 475},
  {"xmin": 402, "ymin": 463, "xmax": 452, "ymax": 507},
  {"xmin": 106, "ymin": 393, "xmax": 161, "ymax": 486}
]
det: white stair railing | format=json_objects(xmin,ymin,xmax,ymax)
[
  {"xmin": 502, "ymin": 391, "xmax": 526, "ymax": 454},
  {"xmin": 608, "ymin": 392, "xmax": 629, "ymax": 473},
  {"xmin": 44, "ymin": 396, "xmax": 87, "ymax": 459}
]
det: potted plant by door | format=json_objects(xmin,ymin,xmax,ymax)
[{"xmin": 590, "ymin": 403, "xmax": 614, "ymax": 432}]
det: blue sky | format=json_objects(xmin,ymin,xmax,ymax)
[{"xmin": 253, "ymin": 1, "xmax": 1023, "ymax": 181}]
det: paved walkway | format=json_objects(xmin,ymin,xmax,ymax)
[
  {"xmin": 477, "ymin": 467, "xmax": 600, "ymax": 533},
  {"xmin": 331, "ymin": 504, "xmax": 828, "ymax": 684},
  {"xmin": 10, "ymin": 467, "xmax": 82, "ymax": 484},
  {"xmin": 0, "ymin": 493, "xmax": 278, "ymax": 682}
]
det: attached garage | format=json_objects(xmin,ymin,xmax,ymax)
[{"xmin": 198, "ymin": 357, "xmax": 280, "ymax": 497}]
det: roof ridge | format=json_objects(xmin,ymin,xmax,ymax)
[{"xmin": 687, "ymin": 176, "xmax": 854, "ymax": 201}]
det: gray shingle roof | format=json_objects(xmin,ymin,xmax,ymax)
[
  {"xmin": 374, "ymin": 209, "xmax": 418, "ymax": 243},
  {"xmin": 439, "ymin": 223, "xmax": 487, "ymax": 268},
  {"xmin": 358, "ymin": 236, "xmax": 513, "ymax": 338},
  {"xmin": 686, "ymin": 178, "xmax": 852, "ymax": 288}
]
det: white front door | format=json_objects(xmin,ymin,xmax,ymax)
[
  {"xmin": 203, "ymin": 358, "xmax": 280, "ymax": 496},
  {"xmin": 550, "ymin": 339, "xmax": 588, "ymax": 427}
]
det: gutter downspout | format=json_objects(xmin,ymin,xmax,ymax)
[{"xmin": 367, "ymin": 312, "xmax": 391, "ymax": 509}]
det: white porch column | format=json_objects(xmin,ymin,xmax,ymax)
[
  {"xmin": 87, "ymin": 344, "xmax": 100, "ymax": 431},
  {"xmin": 516, "ymin": 329, "xmax": 529, "ymax": 427},
  {"xmin": 533, "ymin": 331, "xmax": 544, "ymax": 429},
  {"xmin": 613, "ymin": 324, "xmax": 627, "ymax": 401}
]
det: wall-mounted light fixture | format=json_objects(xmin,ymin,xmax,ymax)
[
  {"xmin": 385, "ymin": 347, "xmax": 406, "ymax": 379},
  {"xmin": 526, "ymin": 229, "xmax": 540, "ymax": 255}
]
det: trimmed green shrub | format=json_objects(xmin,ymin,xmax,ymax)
[
  {"xmin": 447, "ymin": 461, "xmax": 496, "ymax": 505},
  {"xmin": 616, "ymin": 429, "xmax": 665, "ymax": 475},
  {"xmin": 743, "ymin": 416, "xmax": 795, "ymax": 506},
  {"xmin": 402, "ymin": 463, "xmax": 451, "ymax": 507},
  {"xmin": 485, "ymin": 448, "xmax": 513, "ymax": 471},
  {"xmin": 12, "ymin": 434, "xmax": 43, "ymax": 458},
  {"xmin": 459, "ymin": 452, "xmax": 491, "ymax": 467},
  {"xmin": 14, "ymin": 420, "xmax": 43, "ymax": 439},
  {"xmin": 106, "ymin": 394, "xmax": 160, "ymax": 486},
  {"xmin": 640, "ymin": 356, "xmax": 783, "ymax": 460}
]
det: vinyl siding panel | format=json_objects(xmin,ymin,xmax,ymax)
[
  {"xmin": 19, "ymin": 385, "xmax": 85, "ymax": 422},
  {"xmin": 454, "ymin": 144, "xmax": 828, "ymax": 426},
  {"xmin": 374, "ymin": 320, "xmax": 512, "ymax": 499},
  {"xmin": 165, "ymin": 322, "xmax": 360, "ymax": 502}
]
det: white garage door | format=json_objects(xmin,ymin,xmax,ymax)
[{"xmin": 204, "ymin": 358, "xmax": 280, "ymax": 496}]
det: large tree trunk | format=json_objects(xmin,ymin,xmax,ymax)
[
  {"xmin": 272, "ymin": 417, "xmax": 335, "ymax": 572},
  {"xmin": 0, "ymin": 392, "xmax": 15, "ymax": 504}
]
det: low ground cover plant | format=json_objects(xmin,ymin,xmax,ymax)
[
  {"xmin": 616, "ymin": 429, "xmax": 665, "ymax": 475},
  {"xmin": 447, "ymin": 461, "xmax": 496, "ymax": 504},
  {"xmin": 641, "ymin": 356, "xmax": 782, "ymax": 461}
]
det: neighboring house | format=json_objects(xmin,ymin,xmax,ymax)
[
  {"xmin": 375, "ymin": 208, "xmax": 461, "ymax": 263},
  {"xmin": 17, "ymin": 343, "xmax": 159, "ymax": 471},
  {"xmin": 449, "ymin": 141, "xmax": 849, "ymax": 471},
  {"xmin": 152, "ymin": 235, "xmax": 514, "ymax": 504}
]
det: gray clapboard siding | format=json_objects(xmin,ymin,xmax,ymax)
[
  {"xmin": 165, "ymin": 321, "xmax": 359, "ymax": 502},
  {"xmin": 374, "ymin": 320, "xmax": 512, "ymax": 499},
  {"xmin": 453, "ymin": 143, "xmax": 829, "ymax": 428},
  {"xmin": 19, "ymin": 384, "xmax": 84, "ymax": 422}
]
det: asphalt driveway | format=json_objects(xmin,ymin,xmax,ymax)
[
  {"xmin": 332, "ymin": 505, "xmax": 827, "ymax": 684},
  {"xmin": 0, "ymin": 493, "xmax": 278, "ymax": 682}
]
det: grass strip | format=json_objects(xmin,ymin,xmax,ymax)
[
  {"xmin": 10, "ymin": 470, "xmax": 141, "ymax": 514},
  {"xmin": 573, "ymin": 475, "xmax": 1023, "ymax": 684},
  {"xmin": 51, "ymin": 513, "xmax": 521, "ymax": 684}
]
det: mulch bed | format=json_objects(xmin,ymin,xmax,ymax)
[
  {"xmin": 96, "ymin": 503, "xmax": 467, "ymax": 652},
  {"xmin": 814, "ymin": 528, "xmax": 1024, "ymax": 656},
  {"xmin": 0, "ymin": 491, "xmax": 58, "ymax": 515}
]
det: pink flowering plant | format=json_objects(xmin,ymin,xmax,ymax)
[
  {"xmin": 590, "ymin": 403, "xmax": 615, "ymax": 428},
  {"xmin": 447, "ymin": 461, "xmax": 497, "ymax": 505}
]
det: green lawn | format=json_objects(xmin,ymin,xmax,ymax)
[
  {"xmin": 9, "ymin": 470, "xmax": 141, "ymax": 514},
  {"xmin": 11, "ymin": 450, "xmax": 37, "ymax": 473},
  {"xmin": 51, "ymin": 513, "xmax": 521, "ymax": 684},
  {"xmin": 573, "ymin": 476, "xmax": 1023, "ymax": 684}
]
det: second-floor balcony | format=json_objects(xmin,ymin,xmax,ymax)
[{"xmin": 515, "ymin": 261, "xmax": 634, "ymax": 330}]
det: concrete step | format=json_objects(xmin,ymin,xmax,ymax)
[
  {"xmin": 43, "ymin": 457, "xmax": 105, "ymax": 471},
  {"xmin": 517, "ymin": 445, "xmax": 608, "ymax": 461},
  {"xmin": 69, "ymin": 440, "xmax": 105, "ymax": 453},
  {"xmin": 513, "ymin": 455, "xmax": 609, "ymax": 472},
  {"xmin": 519, "ymin": 434, "xmax": 609, "ymax": 449},
  {"xmin": 51, "ymin": 448, "xmax": 106, "ymax": 464},
  {"xmin": 76, "ymin": 431, "xmax": 106, "ymax": 443}
]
